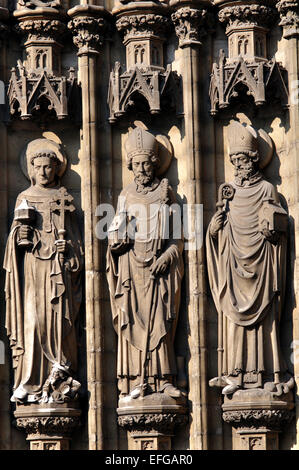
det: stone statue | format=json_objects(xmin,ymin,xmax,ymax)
[
  {"xmin": 106, "ymin": 127, "xmax": 184, "ymax": 400},
  {"xmin": 17, "ymin": 0, "xmax": 62, "ymax": 10},
  {"xmin": 4, "ymin": 139, "xmax": 83, "ymax": 404},
  {"xmin": 206, "ymin": 121, "xmax": 294, "ymax": 396}
]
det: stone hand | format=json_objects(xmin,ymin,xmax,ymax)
[
  {"xmin": 150, "ymin": 254, "xmax": 170, "ymax": 277},
  {"xmin": 110, "ymin": 240, "xmax": 130, "ymax": 253},
  {"xmin": 262, "ymin": 228, "xmax": 279, "ymax": 244},
  {"xmin": 210, "ymin": 211, "xmax": 225, "ymax": 237},
  {"xmin": 55, "ymin": 239, "xmax": 67, "ymax": 253},
  {"xmin": 19, "ymin": 224, "xmax": 32, "ymax": 240}
]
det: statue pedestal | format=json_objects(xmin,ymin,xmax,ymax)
[
  {"xmin": 222, "ymin": 389, "xmax": 294, "ymax": 450},
  {"xmin": 117, "ymin": 393, "xmax": 188, "ymax": 450},
  {"xmin": 14, "ymin": 402, "xmax": 81, "ymax": 450}
]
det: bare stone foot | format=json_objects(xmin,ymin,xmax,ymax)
[
  {"xmin": 209, "ymin": 376, "xmax": 228, "ymax": 388},
  {"xmin": 163, "ymin": 384, "xmax": 182, "ymax": 398},
  {"xmin": 222, "ymin": 384, "xmax": 240, "ymax": 395}
]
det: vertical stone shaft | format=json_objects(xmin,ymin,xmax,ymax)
[
  {"xmin": 277, "ymin": 0, "xmax": 299, "ymax": 447},
  {"xmin": 79, "ymin": 49, "xmax": 103, "ymax": 450},
  {"xmin": 171, "ymin": 2, "xmax": 209, "ymax": 449},
  {"xmin": 68, "ymin": 5, "xmax": 109, "ymax": 449},
  {"xmin": 183, "ymin": 42, "xmax": 208, "ymax": 451},
  {"xmin": 0, "ymin": 9, "xmax": 10, "ymax": 449}
]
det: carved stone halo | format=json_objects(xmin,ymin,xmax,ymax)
[
  {"xmin": 156, "ymin": 134, "xmax": 173, "ymax": 176},
  {"xmin": 257, "ymin": 128, "xmax": 274, "ymax": 169},
  {"xmin": 20, "ymin": 138, "xmax": 67, "ymax": 181}
]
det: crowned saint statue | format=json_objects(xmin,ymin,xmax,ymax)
[{"xmin": 4, "ymin": 139, "xmax": 83, "ymax": 404}]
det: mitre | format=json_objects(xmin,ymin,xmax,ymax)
[
  {"xmin": 228, "ymin": 121, "xmax": 258, "ymax": 155},
  {"xmin": 125, "ymin": 127, "xmax": 158, "ymax": 160}
]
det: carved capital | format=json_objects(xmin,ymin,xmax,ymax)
[
  {"xmin": 17, "ymin": 18, "xmax": 66, "ymax": 41},
  {"xmin": 171, "ymin": 6, "xmax": 212, "ymax": 47},
  {"xmin": 118, "ymin": 413, "xmax": 188, "ymax": 435},
  {"xmin": 277, "ymin": 0, "xmax": 299, "ymax": 37},
  {"xmin": 14, "ymin": 403, "xmax": 81, "ymax": 450},
  {"xmin": 223, "ymin": 409, "xmax": 294, "ymax": 431},
  {"xmin": 218, "ymin": 4, "xmax": 276, "ymax": 33},
  {"xmin": 68, "ymin": 16, "xmax": 108, "ymax": 54},
  {"xmin": 116, "ymin": 13, "xmax": 170, "ymax": 42},
  {"xmin": 15, "ymin": 415, "xmax": 81, "ymax": 437}
]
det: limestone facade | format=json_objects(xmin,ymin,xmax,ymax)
[{"xmin": 0, "ymin": 0, "xmax": 298, "ymax": 450}]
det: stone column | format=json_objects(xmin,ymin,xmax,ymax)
[
  {"xmin": 171, "ymin": 0, "xmax": 212, "ymax": 450},
  {"xmin": 67, "ymin": 4, "xmax": 110, "ymax": 450},
  {"xmin": 0, "ymin": 4, "xmax": 9, "ymax": 249},
  {"xmin": 0, "ymin": 2, "xmax": 10, "ymax": 451},
  {"xmin": 277, "ymin": 0, "xmax": 299, "ymax": 449}
]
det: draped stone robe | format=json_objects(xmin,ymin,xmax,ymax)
[
  {"xmin": 206, "ymin": 175, "xmax": 288, "ymax": 388},
  {"xmin": 106, "ymin": 178, "xmax": 184, "ymax": 395},
  {"xmin": 4, "ymin": 184, "xmax": 83, "ymax": 402}
]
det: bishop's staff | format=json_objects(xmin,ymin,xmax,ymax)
[{"xmin": 215, "ymin": 183, "xmax": 235, "ymax": 378}]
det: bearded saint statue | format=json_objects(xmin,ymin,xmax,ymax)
[
  {"xmin": 206, "ymin": 121, "xmax": 294, "ymax": 396},
  {"xmin": 4, "ymin": 140, "xmax": 83, "ymax": 404},
  {"xmin": 106, "ymin": 127, "xmax": 184, "ymax": 400}
]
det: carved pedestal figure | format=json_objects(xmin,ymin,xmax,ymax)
[
  {"xmin": 206, "ymin": 121, "xmax": 294, "ymax": 450},
  {"xmin": 106, "ymin": 127, "xmax": 187, "ymax": 449},
  {"xmin": 4, "ymin": 138, "xmax": 83, "ymax": 449}
]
